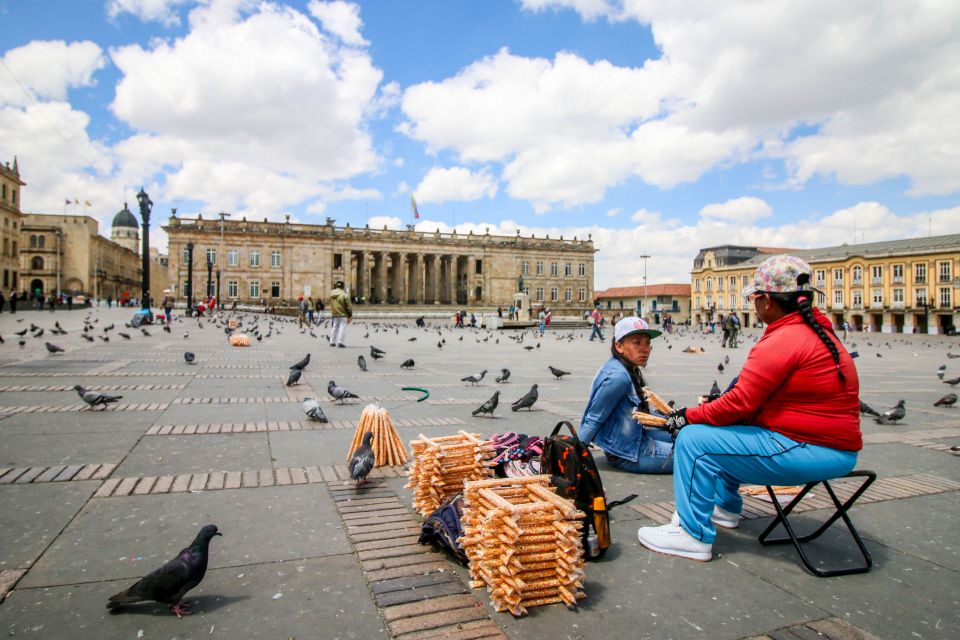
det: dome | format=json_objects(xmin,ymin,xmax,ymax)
[{"xmin": 112, "ymin": 203, "xmax": 138, "ymax": 229}]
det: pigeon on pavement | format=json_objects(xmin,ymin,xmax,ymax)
[
  {"xmin": 45, "ymin": 342, "xmax": 64, "ymax": 354},
  {"xmin": 184, "ymin": 352, "xmax": 195, "ymax": 365},
  {"xmin": 472, "ymin": 391, "xmax": 500, "ymax": 418},
  {"xmin": 119, "ymin": 332, "xmax": 131, "ymax": 340},
  {"xmin": 302, "ymin": 398, "xmax": 328, "ymax": 422},
  {"xmin": 944, "ymin": 376, "xmax": 960, "ymax": 387},
  {"xmin": 286, "ymin": 368, "xmax": 302, "ymax": 386},
  {"xmin": 290, "ymin": 354, "xmax": 311, "ymax": 370},
  {"xmin": 401, "ymin": 359, "xmax": 415, "ymax": 369},
  {"xmin": 934, "ymin": 393, "xmax": 957, "ymax": 407},
  {"xmin": 859, "ymin": 400, "xmax": 881, "ymax": 416},
  {"xmin": 349, "ymin": 432, "xmax": 375, "ymax": 487},
  {"xmin": 495, "ymin": 369, "xmax": 511, "ymax": 383},
  {"xmin": 328, "ymin": 380, "xmax": 359, "ymax": 403},
  {"xmin": 74, "ymin": 385, "xmax": 123, "ymax": 410},
  {"xmin": 370, "ymin": 346, "xmax": 386, "ymax": 360},
  {"xmin": 511, "ymin": 384, "xmax": 539, "ymax": 411},
  {"xmin": 107, "ymin": 524, "xmax": 221, "ymax": 618},
  {"xmin": 875, "ymin": 400, "xmax": 907, "ymax": 424},
  {"xmin": 548, "ymin": 366, "xmax": 570, "ymax": 379},
  {"xmin": 461, "ymin": 370, "xmax": 487, "ymax": 386}
]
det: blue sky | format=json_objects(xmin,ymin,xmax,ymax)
[{"xmin": 1, "ymin": 0, "xmax": 957, "ymax": 287}]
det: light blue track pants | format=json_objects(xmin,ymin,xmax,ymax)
[{"xmin": 673, "ymin": 424, "xmax": 858, "ymax": 544}]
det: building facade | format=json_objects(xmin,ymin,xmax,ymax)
[
  {"xmin": 690, "ymin": 235, "xmax": 960, "ymax": 334},
  {"xmin": 594, "ymin": 283, "xmax": 692, "ymax": 326},
  {"xmin": 0, "ymin": 158, "xmax": 25, "ymax": 293},
  {"xmin": 164, "ymin": 214, "xmax": 596, "ymax": 315}
]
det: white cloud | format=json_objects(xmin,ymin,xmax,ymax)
[
  {"xmin": 629, "ymin": 208, "xmax": 661, "ymax": 223},
  {"xmin": 0, "ymin": 40, "xmax": 106, "ymax": 106},
  {"xmin": 107, "ymin": 0, "xmax": 193, "ymax": 26},
  {"xmin": 366, "ymin": 215, "xmax": 403, "ymax": 230},
  {"xmin": 521, "ymin": 0, "xmax": 615, "ymax": 21},
  {"xmin": 699, "ymin": 197, "xmax": 772, "ymax": 223},
  {"xmin": 415, "ymin": 166, "xmax": 498, "ymax": 204},
  {"xmin": 606, "ymin": 208, "xmax": 621, "ymax": 217},
  {"xmin": 308, "ymin": 0, "xmax": 368, "ymax": 46}
]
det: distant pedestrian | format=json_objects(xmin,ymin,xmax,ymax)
[
  {"xmin": 297, "ymin": 296, "xmax": 307, "ymax": 328},
  {"xmin": 0, "ymin": 291, "xmax": 5, "ymax": 313},
  {"xmin": 497, "ymin": 306, "xmax": 503, "ymax": 318},
  {"xmin": 9, "ymin": 291, "xmax": 17, "ymax": 313},
  {"xmin": 328, "ymin": 280, "xmax": 352, "ymax": 348},
  {"xmin": 307, "ymin": 296, "xmax": 315, "ymax": 324},
  {"xmin": 66, "ymin": 295, "xmax": 73, "ymax": 311},
  {"xmin": 538, "ymin": 307, "xmax": 546, "ymax": 336},
  {"xmin": 589, "ymin": 305, "xmax": 605, "ymax": 341}
]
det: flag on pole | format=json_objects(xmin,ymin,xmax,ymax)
[
  {"xmin": 84, "ymin": 200, "xmax": 92, "ymax": 207},
  {"xmin": 411, "ymin": 194, "xmax": 420, "ymax": 219}
]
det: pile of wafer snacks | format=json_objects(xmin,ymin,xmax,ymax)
[
  {"xmin": 641, "ymin": 387, "xmax": 673, "ymax": 414},
  {"xmin": 461, "ymin": 475, "xmax": 586, "ymax": 617},
  {"xmin": 406, "ymin": 431, "xmax": 494, "ymax": 517},
  {"xmin": 346, "ymin": 404, "xmax": 408, "ymax": 467}
]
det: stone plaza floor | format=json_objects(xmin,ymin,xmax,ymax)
[{"xmin": 0, "ymin": 306, "xmax": 957, "ymax": 640}]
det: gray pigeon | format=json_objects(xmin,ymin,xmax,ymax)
[
  {"xmin": 859, "ymin": 400, "xmax": 881, "ymax": 416},
  {"xmin": 934, "ymin": 393, "xmax": 957, "ymax": 407},
  {"xmin": 401, "ymin": 359, "xmax": 415, "ymax": 369},
  {"xmin": 472, "ymin": 391, "xmax": 500, "ymax": 417},
  {"xmin": 290, "ymin": 353, "xmax": 310, "ymax": 370},
  {"xmin": 328, "ymin": 380, "xmax": 359, "ymax": 403},
  {"xmin": 119, "ymin": 332, "xmax": 131, "ymax": 340},
  {"xmin": 286, "ymin": 368, "xmax": 302, "ymax": 387},
  {"xmin": 511, "ymin": 384, "xmax": 539, "ymax": 411},
  {"xmin": 548, "ymin": 366, "xmax": 570, "ymax": 379},
  {"xmin": 370, "ymin": 345, "xmax": 386, "ymax": 360},
  {"xmin": 107, "ymin": 524, "xmax": 221, "ymax": 618},
  {"xmin": 461, "ymin": 369, "xmax": 487, "ymax": 386},
  {"xmin": 302, "ymin": 398, "xmax": 327, "ymax": 422},
  {"xmin": 495, "ymin": 368, "xmax": 510, "ymax": 383},
  {"xmin": 45, "ymin": 342, "xmax": 64, "ymax": 354},
  {"xmin": 944, "ymin": 376, "xmax": 960, "ymax": 387},
  {"xmin": 349, "ymin": 432, "xmax": 375, "ymax": 486},
  {"xmin": 184, "ymin": 352, "xmax": 195, "ymax": 365},
  {"xmin": 875, "ymin": 400, "xmax": 906, "ymax": 424},
  {"xmin": 357, "ymin": 355, "xmax": 368, "ymax": 371},
  {"xmin": 74, "ymin": 385, "xmax": 122, "ymax": 410},
  {"xmin": 709, "ymin": 380, "xmax": 722, "ymax": 398}
]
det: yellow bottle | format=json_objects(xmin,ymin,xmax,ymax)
[{"xmin": 593, "ymin": 496, "xmax": 610, "ymax": 550}]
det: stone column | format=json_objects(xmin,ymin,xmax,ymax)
[
  {"xmin": 449, "ymin": 255, "xmax": 458, "ymax": 305},
  {"xmin": 467, "ymin": 256, "xmax": 476, "ymax": 304},
  {"xmin": 373, "ymin": 252, "xmax": 386, "ymax": 304},
  {"xmin": 394, "ymin": 253, "xmax": 407, "ymax": 304},
  {"xmin": 427, "ymin": 254, "xmax": 439, "ymax": 304},
  {"xmin": 354, "ymin": 250, "xmax": 366, "ymax": 300},
  {"xmin": 414, "ymin": 254, "xmax": 425, "ymax": 304}
]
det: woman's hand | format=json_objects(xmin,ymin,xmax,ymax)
[{"xmin": 663, "ymin": 408, "xmax": 688, "ymax": 438}]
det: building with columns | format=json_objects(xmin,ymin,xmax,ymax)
[
  {"xmin": 163, "ymin": 214, "xmax": 596, "ymax": 315},
  {"xmin": 0, "ymin": 157, "xmax": 25, "ymax": 293},
  {"xmin": 690, "ymin": 235, "xmax": 960, "ymax": 334}
]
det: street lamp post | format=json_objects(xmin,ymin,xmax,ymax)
[
  {"xmin": 135, "ymin": 188, "xmax": 152, "ymax": 310},
  {"xmin": 206, "ymin": 256, "xmax": 213, "ymax": 301},
  {"xmin": 639, "ymin": 253, "xmax": 650, "ymax": 320},
  {"xmin": 217, "ymin": 211, "xmax": 229, "ymax": 309},
  {"xmin": 185, "ymin": 242, "xmax": 195, "ymax": 313}
]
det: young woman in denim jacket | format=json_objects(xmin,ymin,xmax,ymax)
[{"xmin": 578, "ymin": 317, "xmax": 673, "ymax": 474}]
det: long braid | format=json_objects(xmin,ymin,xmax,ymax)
[{"xmin": 769, "ymin": 282, "xmax": 845, "ymax": 381}]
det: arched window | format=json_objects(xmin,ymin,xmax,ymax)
[
  {"xmin": 31, "ymin": 256, "xmax": 44, "ymax": 270},
  {"xmin": 852, "ymin": 265, "xmax": 863, "ymax": 284},
  {"xmin": 38, "ymin": 236, "xmax": 46, "ymax": 249},
  {"xmin": 29, "ymin": 235, "xmax": 37, "ymax": 248}
]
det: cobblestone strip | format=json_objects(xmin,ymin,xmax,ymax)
[
  {"xmin": 0, "ymin": 402, "xmax": 169, "ymax": 414},
  {"xmin": 745, "ymin": 616, "xmax": 882, "ymax": 640},
  {"xmin": 0, "ymin": 383, "xmax": 187, "ymax": 392},
  {"xmin": 144, "ymin": 417, "xmax": 466, "ymax": 436},
  {"xmin": 327, "ymin": 481, "xmax": 505, "ymax": 640},
  {"xmin": 0, "ymin": 371, "xmax": 188, "ymax": 377},
  {"xmin": 863, "ymin": 426, "xmax": 960, "ymax": 444},
  {"xmin": 0, "ymin": 463, "xmax": 116, "ymax": 486},
  {"xmin": 629, "ymin": 473, "xmax": 960, "ymax": 524},
  {"xmin": 166, "ymin": 394, "xmax": 415, "ymax": 405}
]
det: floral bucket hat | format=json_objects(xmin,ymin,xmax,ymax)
[{"xmin": 741, "ymin": 254, "xmax": 816, "ymax": 298}]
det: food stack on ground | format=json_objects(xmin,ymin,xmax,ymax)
[
  {"xmin": 460, "ymin": 475, "xmax": 586, "ymax": 616},
  {"xmin": 407, "ymin": 431, "xmax": 494, "ymax": 517},
  {"xmin": 346, "ymin": 404, "xmax": 409, "ymax": 467}
]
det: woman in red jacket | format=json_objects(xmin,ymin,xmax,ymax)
[{"xmin": 637, "ymin": 255, "xmax": 860, "ymax": 561}]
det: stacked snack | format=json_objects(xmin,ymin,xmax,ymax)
[
  {"xmin": 460, "ymin": 475, "xmax": 586, "ymax": 617},
  {"xmin": 346, "ymin": 404, "xmax": 409, "ymax": 467},
  {"xmin": 406, "ymin": 431, "xmax": 494, "ymax": 517}
]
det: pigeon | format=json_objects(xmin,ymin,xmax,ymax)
[
  {"xmin": 709, "ymin": 381, "xmax": 722, "ymax": 397},
  {"xmin": 164, "ymin": 324, "xmax": 171, "ymax": 333},
  {"xmin": 45, "ymin": 342, "xmax": 65, "ymax": 354},
  {"xmin": 290, "ymin": 354, "xmax": 310, "ymax": 370},
  {"xmin": 15, "ymin": 328, "xmax": 27, "ymax": 336},
  {"xmin": 724, "ymin": 355, "xmax": 730, "ymax": 364},
  {"xmin": 357, "ymin": 355, "xmax": 368, "ymax": 371},
  {"xmin": 141, "ymin": 328, "xmax": 151, "ymax": 337},
  {"xmin": 548, "ymin": 366, "xmax": 570, "ymax": 379},
  {"xmin": 875, "ymin": 400, "xmax": 906, "ymax": 424},
  {"xmin": 717, "ymin": 362, "xmax": 725, "ymax": 374},
  {"xmin": 511, "ymin": 384, "xmax": 539, "ymax": 411},
  {"xmin": 286, "ymin": 368, "xmax": 302, "ymax": 386},
  {"xmin": 74, "ymin": 385, "xmax": 123, "ymax": 410},
  {"xmin": 184, "ymin": 352, "xmax": 196, "ymax": 364},
  {"xmin": 82, "ymin": 334, "xmax": 94, "ymax": 342},
  {"xmin": 461, "ymin": 370, "xmax": 487, "ymax": 386},
  {"xmin": 944, "ymin": 376, "xmax": 960, "ymax": 387},
  {"xmin": 328, "ymin": 380, "xmax": 359, "ymax": 403},
  {"xmin": 302, "ymin": 398, "xmax": 328, "ymax": 422},
  {"xmin": 522, "ymin": 345, "xmax": 534, "ymax": 351},
  {"xmin": 859, "ymin": 400, "xmax": 881, "ymax": 416},
  {"xmin": 934, "ymin": 393, "xmax": 957, "ymax": 407},
  {"xmin": 472, "ymin": 391, "xmax": 500, "ymax": 418},
  {"xmin": 107, "ymin": 525, "xmax": 221, "ymax": 618},
  {"xmin": 349, "ymin": 432, "xmax": 375, "ymax": 487},
  {"xmin": 401, "ymin": 359, "xmax": 415, "ymax": 369},
  {"xmin": 495, "ymin": 368, "xmax": 511, "ymax": 383},
  {"xmin": 370, "ymin": 346, "xmax": 386, "ymax": 360},
  {"xmin": 32, "ymin": 328, "xmax": 44, "ymax": 337}
]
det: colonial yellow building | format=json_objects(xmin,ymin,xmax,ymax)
[
  {"xmin": 594, "ymin": 283, "xmax": 692, "ymax": 326},
  {"xmin": 163, "ymin": 214, "xmax": 596, "ymax": 315},
  {"xmin": 690, "ymin": 235, "xmax": 960, "ymax": 334},
  {"xmin": 0, "ymin": 158, "xmax": 25, "ymax": 293}
]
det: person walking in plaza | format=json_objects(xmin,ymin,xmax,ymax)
[
  {"xmin": 0, "ymin": 291, "xmax": 5, "ymax": 314},
  {"xmin": 328, "ymin": 280, "xmax": 352, "ymax": 348},
  {"xmin": 589, "ymin": 305, "xmax": 605, "ymax": 341},
  {"xmin": 579, "ymin": 317, "xmax": 673, "ymax": 474},
  {"xmin": 162, "ymin": 292, "xmax": 174, "ymax": 323},
  {"xmin": 297, "ymin": 296, "xmax": 307, "ymax": 328},
  {"xmin": 306, "ymin": 296, "xmax": 315, "ymax": 325},
  {"xmin": 538, "ymin": 306, "xmax": 546, "ymax": 336},
  {"xmin": 9, "ymin": 291, "xmax": 17, "ymax": 313},
  {"xmin": 314, "ymin": 298, "xmax": 324, "ymax": 324},
  {"xmin": 637, "ymin": 255, "xmax": 861, "ymax": 562}
]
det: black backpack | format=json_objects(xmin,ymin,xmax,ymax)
[
  {"xmin": 418, "ymin": 493, "xmax": 468, "ymax": 564},
  {"xmin": 541, "ymin": 421, "xmax": 635, "ymax": 560}
]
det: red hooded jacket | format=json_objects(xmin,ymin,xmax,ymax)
[{"xmin": 686, "ymin": 308, "xmax": 861, "ymax": 451}]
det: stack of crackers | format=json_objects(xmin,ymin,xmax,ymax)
[
  {"xmin": 346, "ymin": 404, "xmax": 409, "ymax": 467},
  {"xmin": 631, "ymin": 386, "xmax": 673, "ymax": 426},
  {"xmin": 406, "ymin": 431, "xmax": 494, "ymax": 517}
]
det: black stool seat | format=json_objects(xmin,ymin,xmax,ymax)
[{"xmin": 758, "ymin": 469, "xmax": 876, "ymax": 577}]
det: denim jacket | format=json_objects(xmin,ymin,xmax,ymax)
[{"xmin": 579, "ymin": 358, "xmax": 653, "ymax": 462}]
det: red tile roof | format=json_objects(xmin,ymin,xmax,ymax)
[{"xmin": 594, "ymin": 283, "xmax": 691, "ymax": 298}]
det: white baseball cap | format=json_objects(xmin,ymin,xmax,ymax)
[{"xmin": 614, "ymin": 316, "xmax": 662, "ymax": 341}]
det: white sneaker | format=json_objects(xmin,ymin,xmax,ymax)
[
  {"xmin": 670, "ymin": 506, "xmax": 741, "ymax": 530},
  {"xmin": 637, "ymin": 524, "xmax": 712, "ymax": 561}
]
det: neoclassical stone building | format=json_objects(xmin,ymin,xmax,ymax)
[
  {"xmin": 0, "ymin": 157, "xmax": 25, "ymax": 293},
  {"xmin": 164, "ymin": 214, "xmax": 596, "ymax": 314}
]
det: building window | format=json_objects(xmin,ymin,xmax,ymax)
[
  {"xmin": 204, "ymin": 248, "xmax": 215, "ymax": 265},
  {"xmin": 914, "ymin": 262, "xmax": 926, "ymax": 284},
  {"xmin": 578, "ymin": 263, "xmax": 585, "ymax": 277},
  {"xmin": 535, "ymin": 287, "xmax": 544, "ymax": 301},
  {"xmin": 729, "ymin": 276, "xmax": 736, "ymax": 288},
  {"xmin": 815, "ymin": 269, "xmax": 826, "ymax": 286},
  {"xmin": 741, "ymin": 274, "xmax": 748, "ymax": 287},
  {"xmin": 717, "ymin": 278, "xmax": 724, "ymax": 292},
  {"xmin": 578, "ymin": 287, "xmax": 586, "ymax": 302},
  {"xmin": 852, "ymin": 290, "xmax": 862, "ymax": 307},
  {"xmin": 522, "ymin": 260, "xmax": 529, "ymax": 275},
  {"xmin": 915, "ymin": 288, "xmax": 927, "ymax": 306},
  {"xmin": 893, "ymin": 288, "xmax": 904, "ymax": 303},
  {"xmin": 550, "ymin": 262, "xmax": 558, "ymax": 276},
  {"xmin": 706, "ymin": 278, "xmax": 713, "ymax": 292},
  {"xmin": 271, "ymin": 282, "xmax": 281, "ymax": 298},
  {"xmin": 333, "ymin": 253, "xmax": 343, "ymax": 269},
  {"xmin": 564, "ymin": 288, "xmax": 572, "ymax": 302},
  {"xmin": 550, "ymin": 287, "xmax": 558, "ymax": 302},
  {"xmin": 249, "ymin": 250, "xmax": 260, "ymax": 267},
  {"xmin": 249, "ymin": 281, "xmax": 260, "ymax": 298},
  {"xmin": 564, "ymin": 263, "xmax": 572, "ymax": 277},
  {"xmin": 2, "ymin": 238, "xmax": 7, "ymax": 257},
  {"xmin": 833, "ymin": 268, "xmax": 843, "ymax": 285},
  {"xmin": 475, "ymin": 285, "xmax": 483, "ymax": 300},
  {"xmin": 852, "ymin": 265, "xmax": 862, "ymax": 285},
  {"xmin": 475, "ymin": 259, "xmax": 482, "ymax": 274},
  {"xmin": 11, "ymin": 241, "xmax": 16, "ymax": 257},
  {"xmin": 729, "ymin": 293, "xmax": 736, "ymax": 309},
  {"xmin": 30, "ymin": 256, "xmax": 44, "ymax": 270},
  {"xmin": 183, "ymin": 247, "xmax": 191, "ymax": 263},
  {"xmin": 892, "ymin": 264, "xmax": 904, "ymax": 283},
  {"xmin": 833, "ymin": 290, "xmax": 843, "ymax": 305},
  {"xmin": 228, "ymin": 249, "xmax": 239, "ymax": 266},
  {"xmin": 816, "ymin": 291, "xmax": 826, "ymax": 306},
  {"xmin": 871, "ymin": 265, "xmax": 883, "ymax": 284},
  {"xmin": 872, "ymin": 289, "xmax": 883, "ymax": 305},
  {"xmin": 29, "ymin": 235, "xmax": 37, "ymax": 248},
  {"xmin": 717, "ymin": 297, "xmax": 725, "ymax": 310},
  {"xmin": 534, "ymin": 261, "xmax": 543, "ymax": 275},
  {"xmin": 694, "ymin": 278, "xmax": 701, "ymax": 292},
  {"xmin": 227, "ymin": 280, "xmax": 238, "ymax": 298},
  {"xmin": 939, "ymin": 261, "xmax": 952, "ymax": 283},
  {"xmin": 271, "ymin": 251, "xmax": 281, "ymax": 268},
  {"xmin": 940, "ymin": 288, "xmax": 952, "ymax": 308}
]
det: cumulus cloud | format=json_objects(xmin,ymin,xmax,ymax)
[
  {"xmin": 0, "ymin": 40, "xmax": 106, "ymax": 105},
  {"xmin": 107, "ymin": 0, "xmax": 193, "ymax": 26},
  {"xmin": 415, "ymin": 166, "xmax": 498, "ymax": 204},
  {"xmin": 699, "ymin": 197, "xmax": 772, "ymax": 223},
  {"xmin": 308, "ymin": 0, "xmax": 368, "ymax": 46}
]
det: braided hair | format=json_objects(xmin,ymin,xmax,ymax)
[
  {"xmin": 610, "ymin": 340, "xmax": 650, "ymax": 410},
  {"xmin": 767, "ymin": 273, "xmax": 846, "ymax": 381}
]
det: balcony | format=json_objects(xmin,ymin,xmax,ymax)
[
  {"xmin": 891, "ymin": 301, "xmax": 904, "ymax": 310},
  {"xmin": 939, "ymin": 275, "xmax": 953, "ymax": 283},
  {"xmin": 870, "ymin": 302, "xmax": 884, "ymax": 310},
  {"xmin": 871, "ymin": 277, "xmax": 883, "ymax": 285},
  {"xmin": 815, "ymin": 280, "xmax": 826, "ymax": 288},
  {"xmin": 852, "ymin": 278, "xmax": 863, "ymax": 286},
  {"xmin": 851, "ymin": 303, "xmax": 863, "ymax": 310},
  {"xmin": 914, "ymin": 277, "xmax": 927, "ymax": 284},
  {"xmin": 832, "ymin": 303, "xmax": 845, "ymax": 311},
  {"xmin": 892, "ymin": 276, "xmax": 904, "ymax": 284}
]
